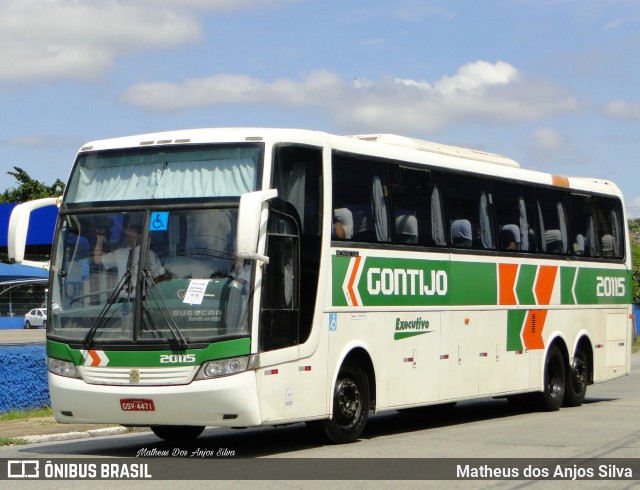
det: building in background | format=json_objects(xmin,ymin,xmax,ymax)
[{"xmin": 0, "ymin": 204, "xmax": 56, "ymax": 329}]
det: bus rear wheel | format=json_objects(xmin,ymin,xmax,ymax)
[
  {"xmin": 151, "ymin": 425, "xmax": 205, "ymax": 441},
  {"xmin": 563, "ymin": 349, "xmax": 589, "ymax": 407},
  {"xmin": 536, "ymin": 345, "xmax": 566, "ymax": 411},
  {"xmin": 310, "ymin": 362, "xmax": 370, "ymax": 444}
]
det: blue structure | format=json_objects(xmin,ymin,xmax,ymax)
[
  {"xmin": 0, "ymin": 344, "xmax": 49, "ymax": 412},
  {"xmin": 0, "ymin": 203, "xmax": 55, "ymax": 330},
  {"xmin": 0, "ymin": 203, "xmax": 57, "ymax": 247}
]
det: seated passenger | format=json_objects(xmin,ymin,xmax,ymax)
[
  {"xmin": 499, "ymin": 224, "xmax": 520, "ymax": 251},
  {"xmin": 573, "ymin": 234, "xmax": 585, "ymax": 255},
  {"xmin": 450, "ymin": 219, "xmax": 472, "ymax": 248},
  {"xmin": 601, "ymin": 234, "xmax": 615, "ymax": 257},
  {"xmin": 396, "ymin": 214, "xmax": 418, "ymax": 244},
  {"xmin": 544, "ymin": 229, "xmax": 563, "ymax": 254},
  {"xmin": 333, "ymin": 208, "xmax": 353, "ymax": 239}
]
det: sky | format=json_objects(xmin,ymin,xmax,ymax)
[{"xmin": 1, "ymin": 0, "xmax": 639, "ymax": 216}]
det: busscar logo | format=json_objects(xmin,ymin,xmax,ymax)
[{"xmin": 8, "ymin": 460, "xmax": 39, "ymax": 478}]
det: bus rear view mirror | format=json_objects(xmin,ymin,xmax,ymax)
[
  {"xmin": 8, "ymin": 197, "xmax": 60, "ymax": 266},
  {"xmin": 236, "ymin": 189, "xmax": 278, "ymax": 263}
]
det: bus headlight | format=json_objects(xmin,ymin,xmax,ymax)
[
  {"xmin": 195, "ymin": 356, "xmax": 250, "ymax": 379},
  {"xmin": 47, "ymin": 357, "xmax": 80, "ymax": 379}
]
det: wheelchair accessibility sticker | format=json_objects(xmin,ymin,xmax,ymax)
[
  {"xmin": 150, "ymin": 212, "xmax": 169, "ymax": 231},
  {"xmin": 329, "ymin": 313, "xmax": 337, "ymax": 331}
]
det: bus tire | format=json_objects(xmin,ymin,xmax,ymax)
[
  {"xmin": 563, "ymin": 349, "xmax": 589, "ymax": 407},
  {"xmin": 151, "ymin": 425, "xmax": 204, "ymax": 441},
  {"xmin": 536, "ymin": 344, "xmax": 566, "ymax": 411},
  {"xmin": 311, "ymin": 362, "xmax": 370, "ymax": 444}
]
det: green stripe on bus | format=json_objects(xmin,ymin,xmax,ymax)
[
  {"xmin": 515, "ymin": 264, "xmax": 537, "ymax": 305},
  {"xmin": 47, "ymin": 337, "xmax": 251, "ymax": 367},
  {"xmin": 560, "ymin": 267, "xmax": 577, "ymax": 305},
  {"xmin": 572, "ymin": 268, "xmax": 631, "ymax": 305},
  {"xmin": 449, "ymin": 261, "xmax": 497, "ymax": 305},
  {"xmin": 332, "ymin": 256, "xmax": 351, "ymax": 307},
  {"xmin": 394, "ymin": 331, "xmax": 432, "ymax": 341},
  {"xmin": 507, "ymin": 310, "xmax": 526, "ymax": 351},
  {"xmin": 332, "ymin": 255, "xmax": 630, "ymax": 307}
]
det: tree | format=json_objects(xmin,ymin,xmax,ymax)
[
  {"xmin": 0, "ymin": 167, "xmax": 64, "ymax": 203},
  {"xmin": 632, "ymin": 235, "xmax": 640, "ymax": 309}
]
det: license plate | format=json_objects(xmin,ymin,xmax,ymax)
[{"xmin": 120, "ymin": 399, "xmax": 155, "ymax": 411}]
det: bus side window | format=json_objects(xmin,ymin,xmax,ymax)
[
  {"xmin": 569, "ymin": 194, "xmax": 595, "ymax": 257},
  {"xmin": 444, "ymin": 173, "xmax": 495, "ymax": 250},
  {"xmin": 389, "ymin": 165, "xmax": 440, "ymax": 246},
  {"xmin": 592, "ymin": 196, "xmax": 624, "ymax": 259},
  {"xmin": 260, "ymin": 204, "xmax": 300, "ymax": 352},
  {"xmin": 536, "ymin": 188, "xmax": 569, "ymax": 255},
  {"xmin": 493, "ymin": 181, "xmax": 537, "ymax": 253},
  {"xmin": 332, "ymin": 154, "xmax": 391, "ymax": 244},
  {"xmin": 272, "ymin": 145, "xmax": 323, "ymax": 345}
]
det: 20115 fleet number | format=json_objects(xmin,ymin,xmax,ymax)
[
  {"xmin": 159, "ymin": 354, "xmax": 196, "ymax": 364},
  {"xmin": 596, "ymin": 276, "xmax": 625, "ymax": 297}
]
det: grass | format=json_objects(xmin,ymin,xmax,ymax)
[
  {"xmin": 0, "ymin": 406, "xmax": 52, "ymax": 422},
  {"xmin": 0, "ymin": 406, "xmax": 52, "ymax": 446},
  {"xmin": 0, "ymin": 437, "xmax": 27, "ymax": 446}
]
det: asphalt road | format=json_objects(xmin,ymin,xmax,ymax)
[{"xmin": 2, "ymin": 353, "xmax": 639, "ymax": 488}]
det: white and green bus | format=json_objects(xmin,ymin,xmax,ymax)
[{"xmin": 9, "ymin": 129, "xmax": 632, "ymax": 443}]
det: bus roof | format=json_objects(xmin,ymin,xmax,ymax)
[
  {"xmin": 349, "ymin": 133, "xmax": 521, "ymax": 168},
  {"xmin": 76, "ymin": 127, "xmax": 622, "ymax": 198}
]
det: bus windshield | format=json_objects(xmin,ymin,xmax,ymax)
[
  {"xmin": 50, "ymin": 208, "xmax": 252, "ymax": 346},
  {"xmin": 65, "ymin": 144, "xmax": 261, "ymax": 203}
]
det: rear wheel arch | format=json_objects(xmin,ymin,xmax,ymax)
[{"xmin": 339, "ymin": 347, "xmax": 376, "ymax": 412}]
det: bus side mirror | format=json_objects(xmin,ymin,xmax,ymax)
[
  {"xmin": 236, "ymin": 189, "xmax": 278, "ymax": 263},
  {"xmin": 8, "ymin": 197, "xmax": 60, "ymax": 265}
]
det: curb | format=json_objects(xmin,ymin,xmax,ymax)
[{"xmin": 20, "ymin": 426, "xmax": 131, "ymax": 444}]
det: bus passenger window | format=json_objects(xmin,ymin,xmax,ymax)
[
  {"xmin": 332, "ymin": 154, "xmax": 391, "ymax": 244},
  {"xmin": 389, "ymin": 166, "xmax": 444, "ymax": 247},
  {"xmin": 536, "ymin": 188, "xmax": 569, "ymax": 255},
  {"xmin": 492, "ymin": 181, "xmax": 537, "ymax": 253},
  {"xmin": 444, "ymin": 173, "xmax": 494, "ymax": 250},
  {"xmin": 593, "ymin": 197, "xmax": 624, "ymax": 259}
]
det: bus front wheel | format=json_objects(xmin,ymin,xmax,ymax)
[
  {"xmin": 310, "ymin": 362, "xmax": 370, "ymax": 444},
  {"xmin": 537, "ymin": 345, "xmax": 566, "ymax": 411},
  {"xmin": 151, "ymin": 425, "xmax": 205, "ymax": 441}
]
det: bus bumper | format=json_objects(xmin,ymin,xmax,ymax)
[{"xmin": 48, "ymin": 370, "xmax": 262, "ymax": 427}]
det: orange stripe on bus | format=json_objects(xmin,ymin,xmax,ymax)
[
  {"xmin": 552, "ymin": 175, "xmax": 569, "ymax": 188},
  {"xmin": 347, "ymin": 256, "xmax": 361, "ymax": 307},
  {"xmin": 89, "ymin": 350, "xmax": 101, "ymax": 367},
  {"xmin": 522, "ymin": 310, "xmax": 546, "ymax": 350},
  {"xmin": 535, "ymin": 265, "xmax": 557, "ymax": 305},
  {"xmin": 498, "ymin": 263, "xmax": 519, "ymax": 305}
]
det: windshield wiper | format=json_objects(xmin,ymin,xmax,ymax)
[
  {"xmin": 83, "ymin": 269, "xmax": 133, "ymax": 348},
  {"xmin": 142, "ymin": 269, "xmax": 189, "ymax": 349}
]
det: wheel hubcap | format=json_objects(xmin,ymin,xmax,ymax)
[
  {"xmin": 548, "ymin": 358, "xmax": 563, "ymax": 400},
  {"xmin": 336, "ymin": 378, "xmax": 360, "ymax": 422},
  {"xmin": 572, "ymin": 358, "xmax": 587, "ymax": 393}
]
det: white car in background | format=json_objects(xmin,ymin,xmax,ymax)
[{"xmin": 24, "ymin": 308, "xmax": 47, "ymax": 329}]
